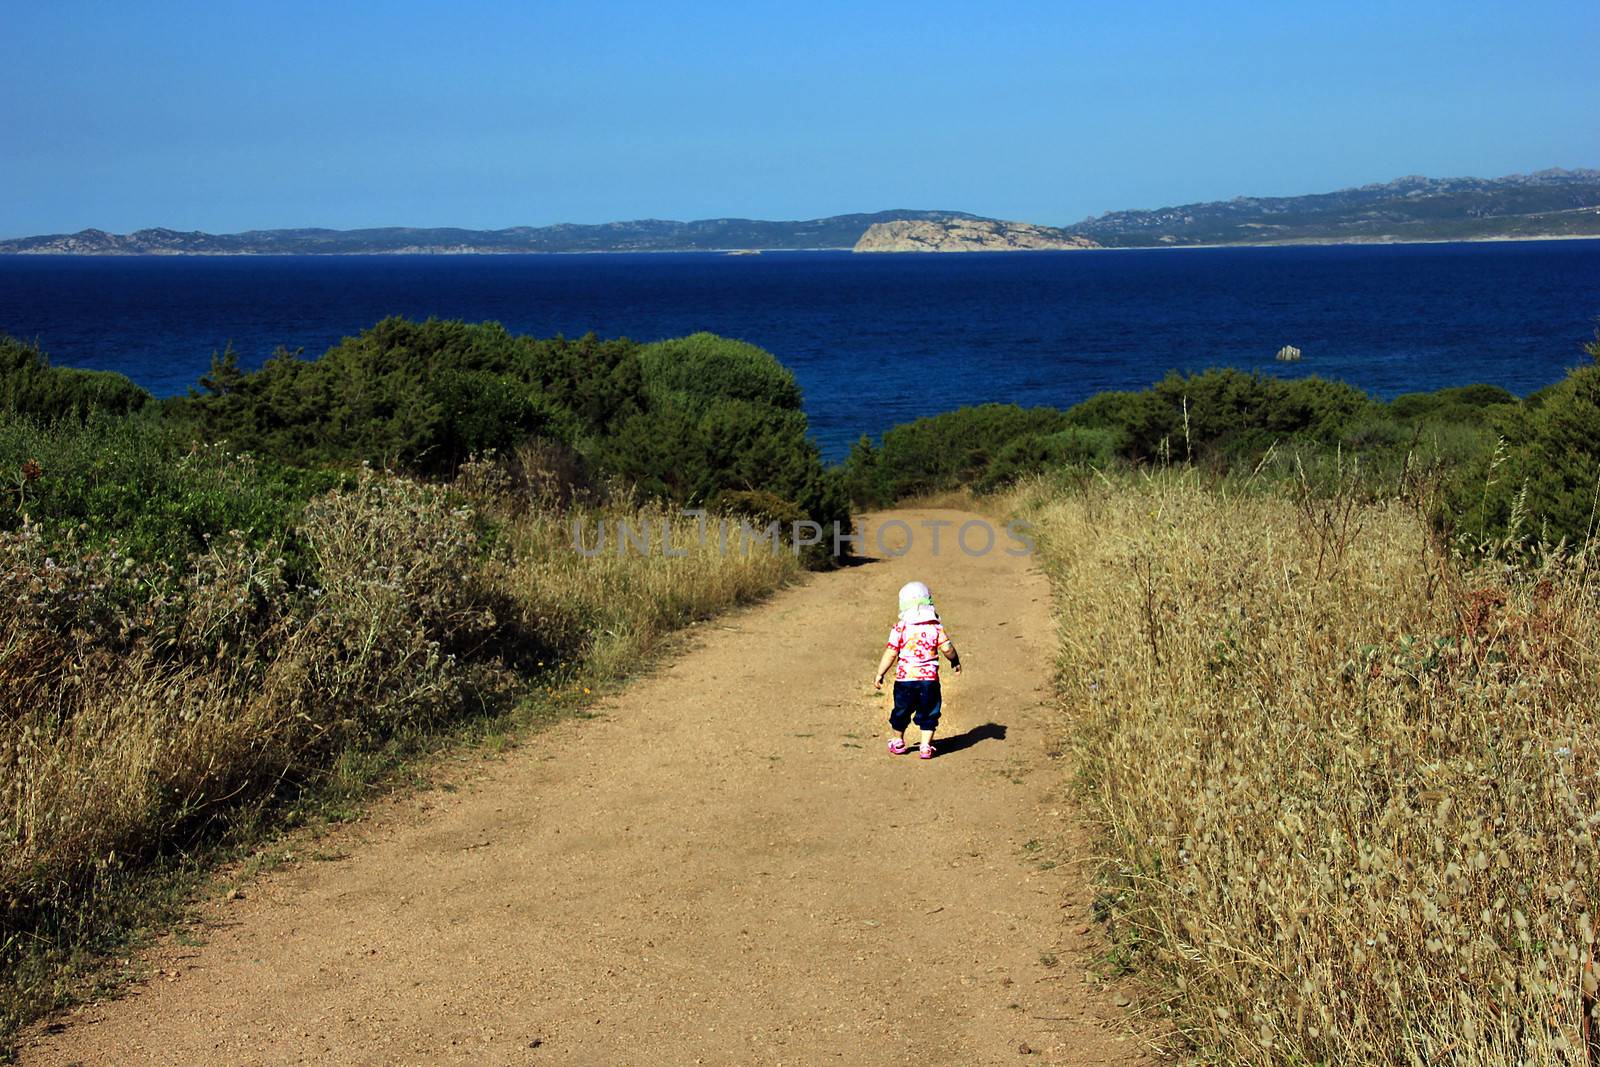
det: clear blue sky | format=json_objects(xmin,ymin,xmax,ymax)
[{"xmin": 2, "ymin": 0, "xmax": 1595, "ymax": 236}]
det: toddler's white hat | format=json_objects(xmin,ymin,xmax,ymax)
[{"xmin": 898, "ymin": 581, "xmax": 938, "ymax": 624}]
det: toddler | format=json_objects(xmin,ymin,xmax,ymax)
[{"xmin": 873, "ymin": 581, "xmax": 961, "ymax": 759}]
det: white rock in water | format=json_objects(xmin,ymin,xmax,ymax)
[{"xmin": 1275, "ymin": 345, "xmax": 1302, "ymax": 362}]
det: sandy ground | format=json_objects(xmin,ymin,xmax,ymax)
[{"xmin": 22, "ymin": 509, "xmax": 1156, "ymax": 1066}]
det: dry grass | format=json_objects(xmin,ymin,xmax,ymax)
[
  {"xmin": 1008, "ymin": 470, "xmax": 1600, "ymax": 1064},
  {"xmin": 490, "ymin": 517, "xmax": 797, "ymax": 685},
  {"xmin": 0, "ymin": 461, "xmax": 799, "ymax": 1040}
]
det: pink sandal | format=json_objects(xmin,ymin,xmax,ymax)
[
  {"xmin": 919, "ymin": 744, "xmax": 936, "ymax": 760},
  {"xmin": 887, "ymin": 738, "xmax": 908, "ymax": 755}
]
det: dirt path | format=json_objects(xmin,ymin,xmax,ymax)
[{"xmin": 24, "ymin": 508, "xmax": 1154, "ymax": 1066}]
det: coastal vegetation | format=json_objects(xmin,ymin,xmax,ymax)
[
  {"xmin": 845, "ymin": 337, "xmax": 1600, "ymax": 552},
  {"xmin": 0, "ymin": 321, "xmax": 828, "ymax": 1043},
  {"xmin": 0, "ymin": 337, "xmax": 152, "ymax": 422},
  {"xmin": 1009, "ymin": 469, "xmax": 1600, "ymax": 1062},
  {"xmin": 169, "ymin": 319, "xmax": 845, "ymax": 534}
]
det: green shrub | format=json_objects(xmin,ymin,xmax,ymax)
[
  {"xmin": 1086, "ymin": 370, "xmax": 1376, "ymax": 459},
  {"xmin": 977, "ymin": 427, "xmax": 1121, "ymax": 491},
  {"xmin": 1338, "ymin": 415, "xmax": 1413, "ymax": 452},
  {"xmin": 637, "ymin": 333, "xmax": 803, "ymax": 413},
  {"xmin": 1435, "ymin": 339, "xmax": 1600, "ymax": 550},
  {"xmin": 843, "ymin": 368, "xmax": 1532, "ymax": 510},
  {"xmin": 178, "ymin": 319, "xmax": 654, "ymax": 474},
  {"xmin": 0, "ymin": 336, "xmax": 151, "ymax": 420},
  {"xmin": 844, "ymin": 404, "xmax": 1071, "ymax": 503},
  {"xmin": 1389, "ymin": 383, "xmax": 1516, "ymax": 423},
  {"xmin": 602, "ymin": 333, "xmax": 847, "ymax": 538},
  {"xmin": 1260, "ymin": 375, "xmax": 1377, "ymax": 440},
  {"xmin": 840, "ymin": 435, "xmax": 890, "ymax": 507},
  {"xmin": 177, "ymin": 322, "xmax": 848, "ymax": 546},
  {"xmin": 1461, "ymin": 363, "xmax": 1600, "ymax": 549},
  {"xmin": 1062, "ymin": 388, "xmax": 1175, "ymax": 459},
  {"xmin": 0, "ymin": 411, "xmax": 339, "ymax": 573}
]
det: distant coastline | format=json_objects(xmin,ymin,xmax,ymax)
[
  {"xmin": 1102, "ymin": 231, "xmax": 1600, "ymax": 251},
  {"xmin": 5, "ymin": 232, "xmax": 1600, "ymax": 256},
  {"xmin": 0, "ymin": 246, "xmax": 867, "ymax": 257},
  {"xmin": 6, "ymin": 168, "xmax": 1598, "ymax": 255}
]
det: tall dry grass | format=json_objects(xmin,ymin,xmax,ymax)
[
  {"xmin": 1, "ymin": 459, "xmax": 798, "ymax": 1037},
  {"xmin": 1009, "ymin": 470, "xmax": 1600, "ymax": 1064}
]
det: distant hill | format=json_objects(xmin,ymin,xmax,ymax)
[
  {"xmin": 1071, "ymin": 168, "xmax": 1600, "ymax": 246},
  {"xmin": 5, "ymin": 169, "xmax": 1599, "ymax": 254},
  {"xmin": 854, "ymin": 218, "xmax": 1098, "ymax": 252},
  {"xmin": 0, "ymin": 210, "xmax": 987, "ymax": 255}
]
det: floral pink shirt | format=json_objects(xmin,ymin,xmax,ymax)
[{"xmin": 886, "ymin": 621, "xmax": 950, "ymax": 681}]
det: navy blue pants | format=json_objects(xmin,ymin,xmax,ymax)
[{"xmin": 890, "ymin": 679, "xmax": 942, "ymax": 732}]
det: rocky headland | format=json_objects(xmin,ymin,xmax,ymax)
[{"xmin": 853, "ymin": 218, "xmax": 1099, "ymax": 253}]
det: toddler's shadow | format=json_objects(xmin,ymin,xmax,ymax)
[{"xmin": 933, "ymin": 722, "xmax": 1006, "ymax": 755}]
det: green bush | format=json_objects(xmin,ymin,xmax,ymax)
[
  {"xmin": 842, "ymin": 374, "xmax": 1381, "ymax": 503},
  {"xmin": 1258, "ymin": 375, "xmax": 1377, "ymax": 441},
  {"xmin": 180, "ymin": 319, "xmax": 607, "ymax": 472},
  {"xmin": 637, "ymin": 333, "xmax": 803, "ymax": 413},
  {"xmin": 840, "ymin": 435, "xmax": 889, "ymax": 507},
  {"xmin": 1071, "ymin": 370, "xmax": 1377, "ymax": 460},
  {"xmin": 841, "ymin": 367, "xmax": 1537, "ymax": 511},
  {"xmin": 1452, "ymin": 357, "xmax": 1600, "ymax": 550},
  {"xmin": 843, "ymin": 404, "xmax": 1071, "ymax": 503},
  {"xmin": 601, "ymin": 333, "xmax": 847, "ymax": 538},
  {"xmin": 0, "ymin": 336, "xmax": 151, "ymax": 421},
  {"xmin": 1389, "ymin": 383, "xmax": 1516, "ymax": 423},
  {"xmin": 1337, "ymin": 415, "xmax": 1413, "ymax": 452},
  {"xmin": 0, "ymin": 412, "xmax": 340, "ymax": 573},
  {"xmin": 977, "ymin": 427, "xmax": 1121, "ymax": 491},
  {"xmin": 177, "ymin": 321, "xmax": 848, "ymax": 544}
]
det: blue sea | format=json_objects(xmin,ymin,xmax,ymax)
[{"xmin": 1, "ymin": 241, "xmax": 1597, "ymax": 461}]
